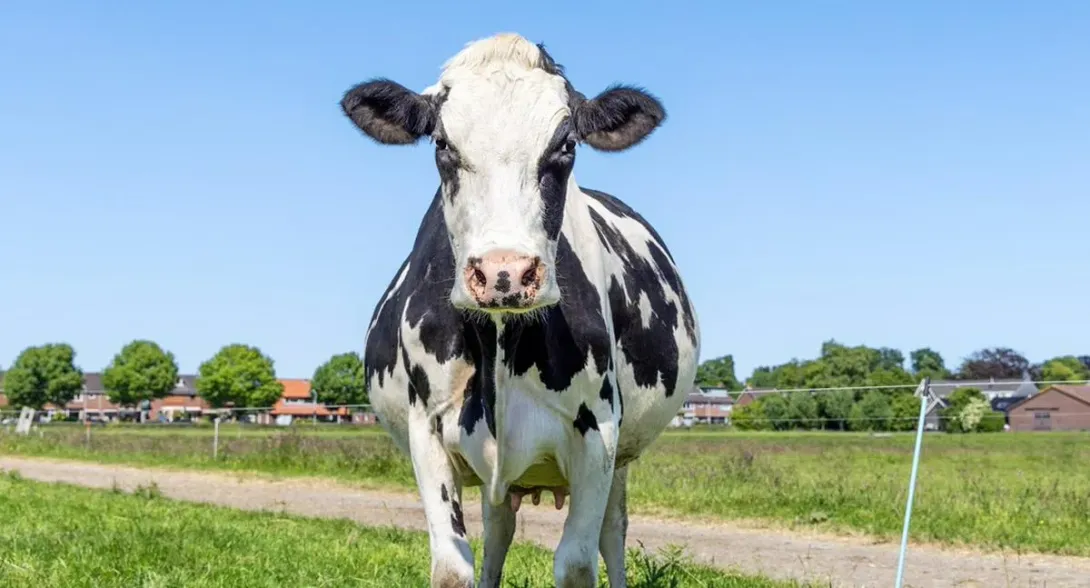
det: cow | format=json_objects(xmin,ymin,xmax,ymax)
[{"xmin": 341, "ymin": 33, "xmax": 700, "ymax": 588}]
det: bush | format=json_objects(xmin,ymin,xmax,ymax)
[{"xmin": 978, "ymin": 411, "xmax": 1006, "ymax": 433}]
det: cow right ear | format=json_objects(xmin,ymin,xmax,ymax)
[{"xmin": 340, "ymin": 79, "xmax": 437, "ymax": 145}]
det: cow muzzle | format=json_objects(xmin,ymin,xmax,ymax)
[{"xmin": 459, "ymin": 249, "xmax": 553, "ymax": 311}]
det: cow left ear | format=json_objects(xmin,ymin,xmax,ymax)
[
  {"xmin": 574, "ymin": 85, "xmax": 666, "ymax": 152},
  {"xmin": 341, "ymin": 78, "xmax": 437, "ymax": 145}
]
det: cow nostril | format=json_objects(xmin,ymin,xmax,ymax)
[
  {"xmin": 472, "ymin": 268, "xmax": 487, "ymax": 287},
  {"xmin": 521, "ymin": 261, "xmax": 540, "ymax": 287}
]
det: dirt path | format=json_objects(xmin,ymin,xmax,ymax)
[{"xmin": 2, "ymin": 457, "xmax": 1088, "ymax": 588}]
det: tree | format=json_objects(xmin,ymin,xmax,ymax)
[
  {"xmin": 696, "ymin": 355, "xmax": 742, "ymax": 390},
  {"xmin": 940, "ymin": 387, "xmax": 986, "ymax": 432},
  {"xmin": 197, "ymin": 344, "xmax": 283, "ymax": 409},
  {"xmin": 877, "ymin": 347, "xmax": 906, "ymax": 372},
  {"xmin": 1039, "ymin": 356, "xmax": 1090, "ymax": 384},
  {"xmin": 1079, "ymin": 356, "xmax": 1090, "ymax": 372},
  {"xmin": 311, "ymin": 351, "xmax": 368, "ymax": 407},
  {"xmin": 910, "ymin": 347, "xmax": 948, "ymax": 380},
  {"xmin": 102, "ymin": 340, "xmax": 179, "ymax": 409},
  {"xmin": 954, "ymin": 348, "xmax": 1030, "ymax": 381},
  {"xmin": 849, "ymin": 390, "xmax": 892, "ymax": 431},
  {"xmin": 3, "ymin": 343, "xmax": 84, "ymax": 410},
  {"xmin": 786, "ymin": 391, "xmax": 820, "ymax": 429},
  {"xmin": 757, "ymin": 394, "xmax": 791, "ymax": 430},
  {"xmin": 889, "ymin": 392, "xmax": 922, "ymax": 432},
  {"xmin": 819, "ymin": 389, "xmax": 854, "ymax": 431},
  {"xmin": 730, "ymin": 401, "xmax": 767, "ymax": 430}
]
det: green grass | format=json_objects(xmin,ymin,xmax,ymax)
[
  {"xmin": 3, "ymin": 426, "xmax": 1090, "ymax": 556},
  {"xmin": 0, "ymin": 472, "xmax": 804, "ymax": 588}
]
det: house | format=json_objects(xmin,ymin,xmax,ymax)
[
  {"xmin": 685, "ymin": 387, "xmax": 735, "ymax": 425},
  {"xmin": 265, "ymin": 378, "xmax": 350, "ymax": 423},
  {"xmin": 149, "ymin": 376, "xmax": 210, "ymax": 421},
  {"xmin": 924, "ymin": 375, "xmax": 1040, "ymax": 430},
  {"xmin": 1007, "ymin": 386, "xmax": 1090, "ymax": 432}
]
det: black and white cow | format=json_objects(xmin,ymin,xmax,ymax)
[{"xmin": 342, "ymin": 33, "xmax": 700, "ymax": 588}]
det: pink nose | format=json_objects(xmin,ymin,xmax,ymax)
[{"xmin": 464, "ymin": 250, "xmax": 545, "ymax": 308}]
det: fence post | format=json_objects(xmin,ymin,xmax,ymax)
[
  {"xmin": 895, "ymin": 377, "xmax": 933, "ymax": 588},
  {"xmin": 213, "ymin": 417, "xmax": 220, "ymax": 460}
]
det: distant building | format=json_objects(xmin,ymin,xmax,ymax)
[{"xmin": 1007, "ymin": 386, "xmax": 1090, "ymax": 432}]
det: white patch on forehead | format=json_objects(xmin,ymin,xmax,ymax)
[{"xmin": 424, "ymin": 33, "xmax": 571, "ymax": 160}]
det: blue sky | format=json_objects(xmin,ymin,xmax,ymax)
[{"xmin": 2, "ymin": 1, "xmax": 1087, "ymax": 380}]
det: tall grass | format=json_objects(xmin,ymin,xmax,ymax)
[{"xmin": 3, "ymin": 426, "xmax": 1089, "ymax": 555}]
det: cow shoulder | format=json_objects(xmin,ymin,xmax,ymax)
[{"xmin": 581, "ymin": 187, "xmax": 697, "ymax": 398}]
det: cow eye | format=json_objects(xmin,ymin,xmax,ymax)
[
  {"xmin": 435, "ymin": 137, "xmax": 450, "ymax": 151},
  {"xmin": 559, "ymin": 137, "xmax": 577, "ymax": 155}
]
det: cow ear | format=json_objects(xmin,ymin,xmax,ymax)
[
  {"xmin": 574, "ymin": 85, "xmax": 665, "ymax": 152},
  {"xmin": 340, "ymin": 79, "xmax": 437, "ymax": 145}
]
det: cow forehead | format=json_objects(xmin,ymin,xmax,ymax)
[
  {"xmin": 422, "ymin": 33, "xmax": 573, "ymax": 159},
  {"xmin": 437, "ymin": 72, "xmax": 570, "ymax": 158}
]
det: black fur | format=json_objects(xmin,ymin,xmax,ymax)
[
  {"xmin": 451, "ymin": 500, "xmax": 466, "ymax": 536},
  {"xmin": 573, "ymin": 403, "xmax": 600, "ymax": 435},
  {"xmin": 341, "ymin": 79, "xmax": 437, "ymax": 145},
  {"xmin": 574, "ymin": 85, "xmax": 665, "ymax": 152}
]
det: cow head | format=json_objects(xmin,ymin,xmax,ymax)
[{"xmin": 341, "ymin": 33, "xmax": 665, "ymax": 314}]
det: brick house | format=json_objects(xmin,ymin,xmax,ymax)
[
  {"xmin": 265, "ymin": 378, "xmax": 350, "ymax": 423},
  {"xmin": 149, "ymin": 376, "xmax": 210, "ymax": 421},
  {"xmin": 1007, "ymin": 385, "xmax": 1090, "ymax": 432}
]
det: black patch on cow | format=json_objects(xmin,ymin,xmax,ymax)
[
  {"xmin": 501, "ymin": 235, "xmax": 610, "ymax": 390},
  {"xmin": 494, "ymin": 271, "xmax": 511, "ymax": 293},
  {"xmin": 450, "ymin": 500, "xmax": 466, "ymax": 536},
  {"xmin": 440, "ymin": 484, "xmax": 449, "ymax": 502},
  {"xmin": 573, "ymin": 403, "xmax": 600, "ymax": 435},
  {"xmin": 647, "ymin": 240, "xmax": 697, "ymax": 344},
  {"xmin": 433, "ymin": 118, "xmax": 462, "ymax": 203},
  {"xmin": 459, "ymin": 320, "xmax": 498, "ymax": 438},
  {"xmin": 537, "ymin": 120, "xmax": 576, "ymax": 240},
  {"xmin": 599, "ymin": 377, "xmax": 623, "ymax": 426},
  {"xmin": 364, "ymin": 191, "xmax": 467, "ymax": 407},
  {"xmin": 341, "ymin": 79, "xmax": 437, "ymax": 145},
  {"xmin": 588, "ymin": 207, "xmax": 682, "ymax": 397},
  {"xmin": 583, "ymin": 188, "xmax": 676, "ymax": 263}
]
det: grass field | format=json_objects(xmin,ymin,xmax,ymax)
[
  {"xmin": 3, "ymin": 424, "xmax": 1089, "ymax": 556},
  {"xmin": 0, "ymin": 471, "xmax": 805, "ymax": 588}
]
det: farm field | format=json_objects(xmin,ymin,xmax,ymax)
[
  {"xmin": 0, "ymin": 471, "xmax": 803, "ymax": 588},
  {"xmin": 3, "ymin": 425, "xmax": 1089, "ymax": 556}
]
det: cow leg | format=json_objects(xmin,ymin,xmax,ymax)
[
  {"xmin": 599, "ymin": 465, "xmax": 629, "ymax": 587},
  {"xmin": 408, "ymin": 413, "xmax": 474, "ymax": 588},
  {"xmin": 554, "ymin": 412, "xmax": 618, "ymax": 587},
  {"xmin": 478, "ymin": 491, "xmax": 517, "ymax": 587}
]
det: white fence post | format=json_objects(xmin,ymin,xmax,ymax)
[{"xmin": 213, "ymin": 417, "xmax": 220, "ymax": 459}]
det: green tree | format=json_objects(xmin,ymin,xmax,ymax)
[
  {"xmin": 197, "ymin": 344, "xmax": 283, "ymax": 409},
  {"xmin": 819, "ymin": 389, "xmax": 854, "ymax": 431},
  {"xmin": 1039, "ymin": 356, "xmax": 1090, "ymax": 384},
  {"xmin": 696, "ymin": 355, "xmax": 742, "ymax": 390},
  {"xmin": 940, "ymin": 387, "xmax": 985, "ymax": 432},
  {"xmin": 849, "ymin": 390, "xmax": 892, "ymax": 431},
  {"xmin": 311, "ymin": 351, "xmax": 368, "ymax": 407},
  {"xmin": 877, "ymin": 347, "xmax": 905, "ymax": 372},
  {"xmin": 889, "ymin": 392, "xmax": 922, "ymax": 432},
  {"xmin": 3, "ymin": 343, "xmax": 84, "ymax": 410},
  {"xmin": 102, "ymin": 340, "xmax": 179, "ymax": 409},
  {"xmin": 758, "ymin": 394, "xmax": 792, "ymax": 430},
  {"xmin": 910, "ymin": 347, "xmax": 949, "ymax": 380},
  {"xmin": 786, "ymin": 391, "xmax": 820, "ymax": 429},
  {"xmin": 730, "ymin": 401, "xmax": 767, "ymax": 430}
]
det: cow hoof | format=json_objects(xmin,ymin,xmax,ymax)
[{"xmin": 432, "ymin": 561, "xmax": 473, "ymax": 588}]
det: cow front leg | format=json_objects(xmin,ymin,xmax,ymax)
[
  {"xmin": 408, "ymin": 411, "xmax": 475, "ymax": 588},
  {"xmin": 599, "ymin": 465, "xmax": 629, "ymax": 588},
  {"xmin": 554, "ymin": 403, "xmax": 619, "ymax": 588},
  {"xmin": 478, "ymin": 491, "xmax": 517, "ymax": 587}
]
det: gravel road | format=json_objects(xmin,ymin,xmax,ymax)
[{"xmin": 2, "ymin": 456, "xmax": 1088, "ymax": 587}]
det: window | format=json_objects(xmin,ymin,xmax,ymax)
[{"xmin": 1033, "ymin": 411, "xmax": 1052, "ymax": 431}]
